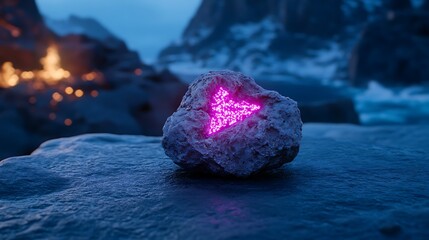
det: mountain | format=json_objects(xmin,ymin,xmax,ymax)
[
  {"xmin": 159, "ymin": 0, "xmax": 429, "ymax": 86},
  {"xmin": 349, "ymin": 0, "xmax": 429, "ymax": 85},
  {"xmin": 45, "ymin": 15, "xmax": 116, "ymax": 42},
  {"xmin": 0, "ymin": 0, "xmax": 54, "ymax": 69}
]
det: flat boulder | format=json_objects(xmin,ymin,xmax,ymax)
[{"xmin": 1, "ymin": 125, "xmax": 428, "ymax": 239}]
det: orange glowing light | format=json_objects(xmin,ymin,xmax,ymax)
[
  {"xmin": 82, "ymin": 72, "xmax": 97, "ymax": 81},
  {"xmin": 0, "ymin": 62, "xmax": 19, "ymax": 88},
  {"xmin": 74, "ymin": 89, "xmax": 84, "ymax": 98},
  {"xmin": 134, "ymin": 68, "xmax": 143, "ymax": 76},
  {"xmin": 11, "ymin": 29, "xmax": 21, "ymax": 37},
  {"xmin": 0, "ymin": 19, "xmax": 21, "ymax": 37},
  {"xmin": 52, "ymin": 92, "xmax": 63, "ymax": 102},
  {"xmin": 90, "ymin": 90, "xmax": 99, "ymax": 97},
  {"xmin": 65, "ymin": 87, "xmax": 74, "ymax": 95},
  {"xmin": 21, "ymin": 71, "xmax": 35, "ymax": 80},
  {"xmin": 64, "ymin": 118, "xmax": 72, "ymax": 126},
  {"xmin": 38, "ymin": 46, "xmax": 71, "ymax": 83},
  {"xmin": 0, "ymin": 45, "xmax": 72, "ymax": 88}
]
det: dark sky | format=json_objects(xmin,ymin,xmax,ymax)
[{"xmin": 36, "ymin": 0, "xmax": 201, "ymax": 63}]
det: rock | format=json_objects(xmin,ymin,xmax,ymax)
[
  {"xmin": 299, "ymin": 99, "xmax": 360, "ymax": 124},
  {"xmin": 379, "ymin": 224, "xmax": 402, "ymax": 236},
  {"xmin": 0, "ymin": 0, "xmax": 54, "ymax": 69},
  {"xmin": 162, "ymin": 70, "xmax": 302, "ymax": 177},
  {"xmin": 56, "ymin": 33, "xmax": 143, "ymax": 75},
  {"xmin": 349, "ymin": 10, "xmax": 429, "ymax": 86},
  {"xmin": 0, "ymin": 100, "xmax": 37, "ymax": 159},
  {"xmin": 57, "ymin": 34, "xmax": 106, "ymax": 75},
  {"xmin": 0, "ymin": 124, "xmax": 428, "ymax": 238}
]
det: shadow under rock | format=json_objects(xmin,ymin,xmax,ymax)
[{"xmin": 165, "ymin": 165, "xmax": 307, "ymax": 194}]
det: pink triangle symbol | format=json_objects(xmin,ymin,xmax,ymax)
[{"xmin": 208, "ymin": 87, "xmax": 261, "ymax": 135}]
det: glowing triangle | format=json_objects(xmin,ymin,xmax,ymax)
[{"xmin": 208, "ymin": 87, "xmax": 261, "ymax": 135}]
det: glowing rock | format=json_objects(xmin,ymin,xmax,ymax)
[
  {"xmin": 208, "ymin": 87, "xmax": 261, "ymax": 135},
  {"xmin": 162, "ymin": 70, "xmax": 302, "ymax": 177}
]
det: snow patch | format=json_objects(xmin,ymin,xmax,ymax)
[
  {"xmin": 184, "ymin": 27, "xmax": 213, "ymax": 46},
  {"xmin": 355, "ymin": 81, "xmax": 429, "ymax": 124},
  {"xmin": 45, "ymin": 15, "xmax": 116, "ymax": 41},
  {"xmin": 230, "ymin": 18, "xmax": 280, "ymax": 41}
]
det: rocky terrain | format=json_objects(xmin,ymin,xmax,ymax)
[
  {"xmin": 1, "ymin": 124, "xmax": 428, "ymax": 239},
  {"xmin": 0, "ymin": 0, "xmax": 187, "ymax": 160},
  {"xmin": 159, "ymin": 0, "xmax": 429, "ymax": 86}
]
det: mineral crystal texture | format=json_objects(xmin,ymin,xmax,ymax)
[{"xmin": 162, "ymin": 70, "xmax": 302, "ymax": 177}]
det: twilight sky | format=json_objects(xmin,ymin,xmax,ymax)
[{"xmin": 36, "ymin": 0, "xmax": 201, "ymax": 63}]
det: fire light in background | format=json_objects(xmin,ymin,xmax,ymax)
[
  {"xmin": 0, "ymin": 45, "xmax": 105, "ymax": 127},
  {"xmin": 65, "ymin": 86, "xmax": 74, "ymax": 95},
  {"xmin": 0, "ymin": 19, "xmax": 21, "ymax": 38},
  {"xmin": 52, "ymin": 92, "xmax": 63, "ymax": 102},
  {"xmin": 0, "ymin": 46, "xmax": 70, "ymax": 88},
  {"xmin": 0, "ymin": 46, "xmax": 102, "ymax": 89},
  {"xmin": 0, "ymin": 62, "xmax": 19, "ymax": 87},
  {"xmin": 82, "ymin": 72, "xmax": 98, "ymax": 81},
  {"xmin": 38, "ymin": 46, "xmax": 70, "ymax": 83},
  {"xmin": 64, "ymin": 118, "xmax": 73, "ymax": 126},
  {"xmin": 74, "ymin": 89, "xmax": 84, "ymax": 98},
  {"xmin": 208, "ymin": 87, "xmax": 261, "ymax": 135},
  {"xmin": 134, "ymin": 68, "xmax": 143, "ymax": 76}
]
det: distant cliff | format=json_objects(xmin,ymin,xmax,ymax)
[{"xmin": 160, "ymin": 0, "xmax": 429, "ymax": 86}]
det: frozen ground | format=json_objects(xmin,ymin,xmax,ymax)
[{"xmin": 1, "ymin": 124, "xmax": 428, "ymax": 239}]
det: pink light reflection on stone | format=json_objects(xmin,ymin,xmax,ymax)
[{"xmin": 208, "ymin": 87, "xmax": 261, "ymax": 135}]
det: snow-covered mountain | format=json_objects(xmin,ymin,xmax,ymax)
[{"xmin": 159, "ymin": 0, "xmax": 429, "ymax": 85}]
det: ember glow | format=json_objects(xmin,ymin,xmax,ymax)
[
  {"xmin": 38, "ymin": 46, "xmax": 70, "ymax": 83},
  {"xmin": 0, "ymin": 62, "xmax": 19, "ymax": 88},
  {"xmin": 0, "ymin": 46, "xmax": 71, "ymax": 88},
  {"xmin": 208, "ymin": 87, "xmax": 261, "ymax": 135}
]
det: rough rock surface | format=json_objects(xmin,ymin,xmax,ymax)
[
  {"xmin": 162, "ymin": 71, "xmax": 302, "ymax": 177},
  {"xmin": 349, "ymin": 9, "xmax": 429, "ymax": 86},
  {"xmin": 1, "ymin": 124, "xmax": 428, "ymax": 239}
]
